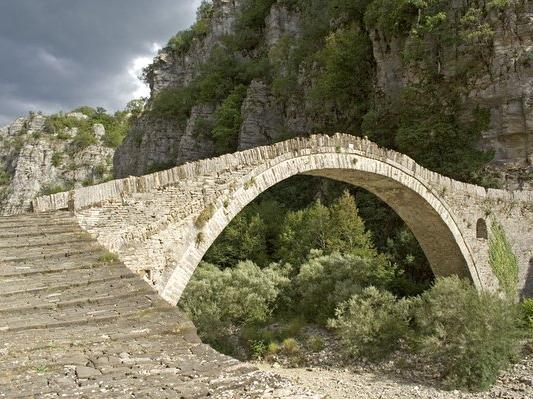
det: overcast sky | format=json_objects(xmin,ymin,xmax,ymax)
[{"xmin": 0, "ymin": 0, "xmax": 202, "ymax": 126}]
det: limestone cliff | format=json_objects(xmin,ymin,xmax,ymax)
[
  {"xmin": 0, "ymin": 112, "xmax": 114, "ymax": 215},
  {"xmin": 114, "ymin": 0, "xmax": 532, "ymax": 189}
]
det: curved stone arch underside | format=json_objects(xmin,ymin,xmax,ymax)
[{"xmin": 160, "ymin": 152, "xmax": 480, "ymax": 305}]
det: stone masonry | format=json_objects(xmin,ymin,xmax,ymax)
[
  {"xmin": 0, "ymin": 212, "xmax": 318, "ymax": 398},
  {"xmin": 32, "ymin": 134, "xmax": 533, "ymax": 304}
]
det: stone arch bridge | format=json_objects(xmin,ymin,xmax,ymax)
[{"xmin": 33, "ymin": 134, "xmax": 533, "ymax": 302}]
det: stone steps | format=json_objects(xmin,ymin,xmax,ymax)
[
  {"xmin": 0, "ymin": 268, "xmax": 137, "ymax": 297},
  {"xmin": 0, "ymin": 212, "xmax": 313, "ymax": 398}
]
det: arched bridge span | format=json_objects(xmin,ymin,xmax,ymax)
[{"xmin": 33, "ymin": 134, "xmax": 533, "ymax": 302}]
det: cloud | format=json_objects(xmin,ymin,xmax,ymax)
[{"xmin": 0, "ymin": 0, "xmax": 199, "ymax": 124}]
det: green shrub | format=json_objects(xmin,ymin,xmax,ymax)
[
  {"xmin": 179, "ymin": 261, "xmax": 290, "ymax": 345},
  {"xmin": 311, "ymin": 23, "xmax": 374, "ymax": 132},
  {"xmin": 0, "ymin": 168, "xmax": 11, "ymax": 185},
  {"xmin": 51, "ymin": 152, "xmax": 62, "ymax": 167},
  {"xmin": 250, "ymin": 340, "xmax": 267, "ymax": 359},
  {"xmin": 295, "ymin": 252, "xmax": 395, "ymax": 323},
  {"xmin": 413, "ymin": 276, "xmax": 521, "ymax": 391},
  {"xmin": 203, "ymin": 205, "xmax": 270, "ymax": 267},
  {"xmin": 71, "ymin": 129, "xmax": 97, "ymax": 150},
  {"xmin": 97, "ymin": 252, "xmax": 119, "ymax": 263},
  {"xmin": 211, "ymin": 84, "xmax": 249, "ymax": 152},
  {"xmin": 489, "ymin": 220, "xmax": 519, "ymax": 299},
  {"xmin": 329, "ymin": 286, "xmax": 412, "ymax": 361},
  {"xmin": 522, "ymin": 298, "xmax": 533, "ymax": 329},
  {"xmin": 280, "ymin": 337, "xmax": 300, "ymax": 355},
  {"xmin": 276, "ymin": 191, "xmax": 377, "ymax": 266}
]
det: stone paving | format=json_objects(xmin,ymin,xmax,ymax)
[{"xmin": 0, "ymin": 212, "xmax": 318, "ymax": 398}]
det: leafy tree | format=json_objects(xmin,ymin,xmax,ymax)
[
  {"xmin": 276, "ymin": 191, "xmax": 377, "ymax": 265},
  {"xmin": 311, "ymin": 24, "xmax": 374, "ymax": 132},
  {"xmin": 296, "ymin": 252, "xmax": 395, "ymax": 323}
]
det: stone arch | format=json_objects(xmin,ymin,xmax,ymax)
[
  {"xmin": 160, "ymin": 151, "xmax": 482, "ymax": 305},
  {"xmin": 476, "ymin": 218, "xmax": 488, "ymax": 240}
]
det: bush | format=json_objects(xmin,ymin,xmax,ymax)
[
  {"xmin": 51, "ymin": 152, "xmax": 62, "ymax": 167},
  {"xmin": 521, "ymin": 298, "xmax": 533, "ymax": 329},
  {"xmin": 211, "ymin": 84, "xmax": 249, "ymax": 152},
  {"xmin": 0, "ymin": 168, "xmax": 11, "ymax": 185},
  {"xmin": 179, "ymin": 261, "xmax": 290, "ymax": 345},
  {"xmin": 329, "ymin": 286, "xmax": 412, "ymax": 361},
  {"xmin": 295, "ymin": 252, "xmax": 395, "ymax": 323},
  {"xmin": 413, "ymin": 277, "xmax": 522, "ymax": 391},
  {"xmin": 311, "ymin": 23, "xmax": 374, "ymax": 132},
  {"xmin": 71, "ymin": 129, "xmax": 97, "ymax": 150}
]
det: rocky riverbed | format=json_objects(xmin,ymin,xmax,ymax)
[{"xmin": 251, "ymin": 326, "xmax": 533, "ymax": 399}]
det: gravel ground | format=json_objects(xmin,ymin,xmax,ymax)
[{"xmin": 250, "ymin": 326, "xmax": 533, "ymax": 399}]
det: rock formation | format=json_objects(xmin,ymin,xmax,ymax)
[
  {"xmin": 0, "ymin": 112, "xmax": 114, "ymax": 215},
  {"xmin": 113, "ymin": 0, "xmax": 533, "ymax": 190}
]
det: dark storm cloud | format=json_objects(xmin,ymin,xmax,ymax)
[{"xmin": 0, "ymin": 0, "xmax": 200, "ymax": 125}]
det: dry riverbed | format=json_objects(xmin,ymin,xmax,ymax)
[{"xmin": 249, "ymin": 326, "xmax": 533, "ymax": 399}]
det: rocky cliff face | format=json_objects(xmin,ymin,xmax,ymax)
[
  {"xmin": 370, "ymin": 1, "xmax": 533, "ymax": 189},
  {"xmin": 114, "ymin": 0, "xmax": 532, "ymax": 189},
  {"xmin": 0, "ymin": 112, "xmax": 114, "ymax": 215}
]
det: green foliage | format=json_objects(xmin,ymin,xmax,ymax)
[
  {"xmin": 150, "ymin": 87, "xmax": 194, "ymax": 120},
  {"xmin": 51, "ymin": 152, "xmax": 62, "ymax": 167},
  {"xmin": 45, "ymin": 107, "xmax": 130, "ymax": 150},
  {"xmin": 97, "ymin": 251, "xmax": 119, "ymax": 263},
  {"xmin": 364, "ymin": 0, "xmax": 418, "ymax": 37},
  {"xmin": 394, "ymin": 84, "xmax": 493, "ymax": 182},
  {"xmin": 0, "ymin": 168, "xmax": 11, "ymax": 185},
  {"xmin": 180, "ymin": 261, "xmax": 290, "ymax": 345},
  {"xmin": 311, "ymin": 24, "xmax": 374, "ymax": 132},
  {"xmin": 232, "ymin": 0, "xmax": 277, "ymax": 50},
  {"xmin": 296, "ymin": 252, "xmax": 395, "ymax": 323},
  {"xmin": 71, "ymin": 130, "xmax": 97, "ymax": 150},
  {"xmin": 329, "ymin": 286, "xmax": 412, "ymax": 361},
  {"xmin": 203, "ymin": 202, "xmax": 271, "ymax": 267},
  {"xmin": 412, "ymin": 276, "xmax": 521, "ymax": 391},
  {"xmin": 522, "ymin": 298, "xmax": 533, "ymax": 329},
  {"xmin": 164, "ymin": 1, "xmax": 213, "ymax": 57},
  {"xmin": 328, "ymin": 277, "xmax": 524, "ymax": 390},
  {"xmin": 276, "ymin": 191, "xmax": 376, "ymax": 266},
  {"xmin": 212, "ymin": 84, "xmax": 249, "ymax": 152},
  {"xmin": 489, "ymin": 220, "xmax": 519, "ymax": 299},
  {"xmin": 44, "ymin": 113, "xmax": 79, "ymax": 135}
]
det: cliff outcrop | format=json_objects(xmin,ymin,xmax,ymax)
[
  {"xmin": 0, "ymin": 111, "xmax": 117, "ymax": 214},
  {"xmin": 115, "ymin": 1, "xmax": 530, "ymax": 189}
]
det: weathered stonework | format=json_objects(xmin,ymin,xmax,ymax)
[{"xmin": 33, "ymin": 135, "xmax": 533, "ymax": 304}]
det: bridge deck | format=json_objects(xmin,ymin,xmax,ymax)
[{"xmin": 0, "ymin": 212, "xmax": 314, "ymax": 398}]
